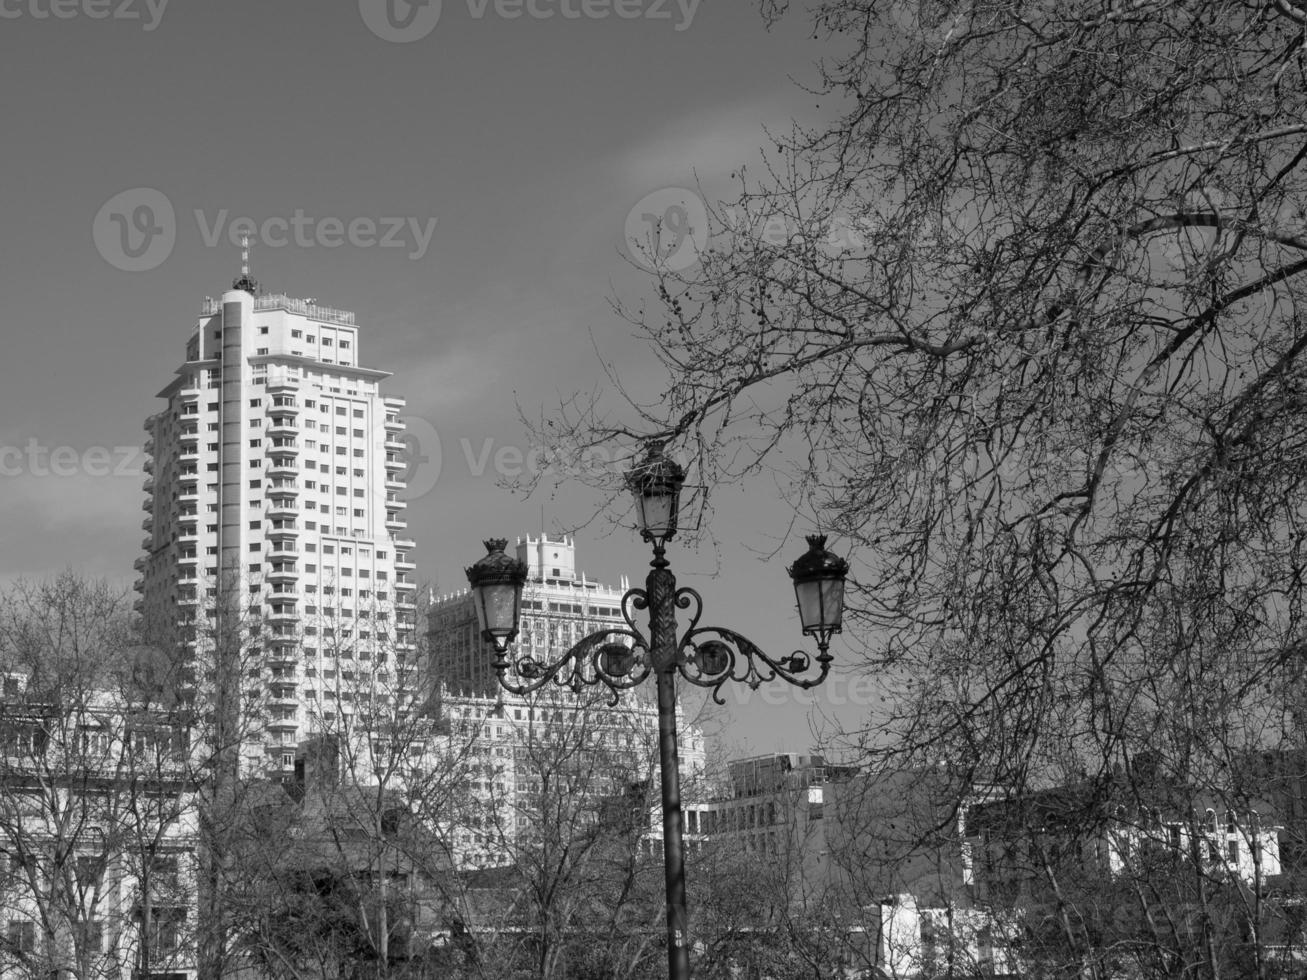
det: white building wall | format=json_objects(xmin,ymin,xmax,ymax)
[{"xmin": 136, "ymin": 287, "xmax": 414, "ymax": 779}]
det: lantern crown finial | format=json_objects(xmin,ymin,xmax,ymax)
[
  {"xmin": 465, "ymin": 539, "xmax": 528, "ymax": 588},
  {"xmin": 788, "ymin": 535, "xmax": 850, "ymax": 582},
  {"xmin": 626, "ymin": 440, "xmax": 686, "ymax": 489}
]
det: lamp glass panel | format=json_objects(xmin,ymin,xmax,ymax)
[
  {"xmin": 794, "ymin": 579, "xmax": 824, "ymax": 633},
  {"xmin": 478, "ymin": 582, "xmax": 521, "ymax": 639},
  {"xmin": 635, "ymin": 491, "xmax": 675, "ymax": 538},
  {"xmin": 818, "ymin": 578, "xmax": 845, "ymax": 631},
  {"xmin": 795, "ymin": 578, "xmax": 845, "ymax": 633}
]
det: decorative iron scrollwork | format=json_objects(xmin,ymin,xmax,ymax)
[
  {"xmin": 677, "ymin": 625, "xmax": 833, "ymax": 705},
  {"xmin": 489, "ymin": 585, "xmax": 653, "ymax": 705},
  {"xmin": 490, "ymin": 579, "xmax": 831, "ymax": 707}
]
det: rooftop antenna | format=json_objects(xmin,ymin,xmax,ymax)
[{"xmin": 232, "ymin": 233, "xmax": 260, "ymax": 295}]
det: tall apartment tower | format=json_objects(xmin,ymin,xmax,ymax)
[
  {"xmin": 134, "ymin": 274, "xmax": 417, "ymax": 778},
  {"xmin": 428, "ymin": 534, "xmax": 631, "ymax": 696}
]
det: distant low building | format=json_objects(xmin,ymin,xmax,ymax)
[
  {"xmin": 0, "ymin": 676, "xmax": 200, "ymax": 980},
  {"xmin": 428, "ymin": 685, "xmax": 706, "ymax": 869}
]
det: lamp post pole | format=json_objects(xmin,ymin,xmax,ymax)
[
  {"xmin": 646, "ymin": 544, "xmax": 691, "ymax": 979},
  {"xmin": 465, "ymin": 442, "xmax": 849, "ymax": 980}
]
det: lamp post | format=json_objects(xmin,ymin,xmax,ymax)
[{"xmin": 465, "ymin": 441, "xmax": 849, "ymax": 980}]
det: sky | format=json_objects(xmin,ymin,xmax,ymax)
[{"xmin": 0, "ymin": 0, "xmax": 877, "ymax": 758}]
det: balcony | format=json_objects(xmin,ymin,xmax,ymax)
[
  {"xmin": 394, "ymin": 578, "xmax": 416, "ymax": 592},
  {"xmin": 267, "ymin": 567, "xmax": 299, "ymax": 584},
  {"xmin": 383, "ymin": 436, "xmax": 406, "ymax": 453},
  {"xmin": 267, "ymin": 420, "xmax": 297, "ymax": 438},
  {"xmin": 143, "ymin": 457, "xmax": 154, "ymax": 475},
  {"xmin": 133, "ymin": 556, "xmax": 147, "ymax": 573},
  {"xmin": 177, "ymin": 551, "xmax": 198, "ymax": 565},
  {"xmin": 141, "ymin": 537, "xmax": 153, "ymax": 551},
  {"xmin": 267, "ymin": 501, "xmax": 298, "ymax": 519},
  {"xmin": 384, "ymin": 454, "xmax": 404, "ymax": 471},
  {"xmin": 270, "ymin": 397, "xmax": 299, "ymax": 415},
  {"xmin": 267, "ymin": 609, "xmax": 300, "ymax": 624},
  {"xmin": 266, "ymin": 714, "xmax": 299, "ymax": 731},
  {"xmin": 142, "ymin": 516, "xmax": 153, "ymax": 532},
  {"xmin": 384, "ymin": 516, "xmax": 407, "ymax": 532},
  {"xmin": 384, "ymin": 415, "xmax": 404, "ymax": 432},
  {"xmin": 253, "ymin": 293, "xmax": 356, "ymax": 327},
  {"xmin": 267, "ymin": 441, "xmax": 299, "ymax": 458},
  {"xmin": 394, "ymin": 537, "xmax": 416, "ymax": 551},
  {"xmin": 268, "ymin": 461, "xmax": 298, "ymax": 479},
  {"xmin": 267, "ymin": 521, "xmax": 299, "ymax": 539},
  {"xmin": 385, "ymin": 496, "xmax": 407, "ymax": 511},
  {"xmin": 266, "ymin": 645, "xmax": 299, "ymax": 667},
  {"xmin": 268, "ymin": 480, "xmax": 299, "ymax": 498}
]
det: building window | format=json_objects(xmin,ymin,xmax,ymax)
[
  {"xmin": 7, "ymin": 920, "xmax": 35, "ymax": 953},
  {"xmin": 141, "ymin": 907, "xmax": 187, "ymax": 954}
]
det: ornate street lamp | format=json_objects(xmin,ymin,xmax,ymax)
[
  {"xmin": 788, "ymin": 533, "xmax": 850, "ymax": 652},
  {"xmin": 627, "ymin": 440, "xmax": 686, "ymax": 553},
  {"xmin": 465, "ymin": 441, "xmax": 849, "ymax": 980},
  {"xmin": 464, "ymin": 538, "xmax": 528, "ymax": 654}
]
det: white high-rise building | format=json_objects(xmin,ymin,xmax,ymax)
[{"xmin": 134, "ymin": 274, "xmax": 418, "ymax": 778}]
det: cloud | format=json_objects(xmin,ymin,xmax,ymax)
[{"xmin": 611, "ymin": 89, "xmax": 816, "ymax": 196}]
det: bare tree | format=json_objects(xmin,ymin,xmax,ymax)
[
  {"xmin": 0, "ymin": 573, "xmax": 199, "ymax": 980},
  {"xmin": 531, "ymin": 0, "xmax": 1307, "ymax": 969},
  {"xmin": 436, "ymin": 686, "xmax": 673, "ymax": 980}
]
